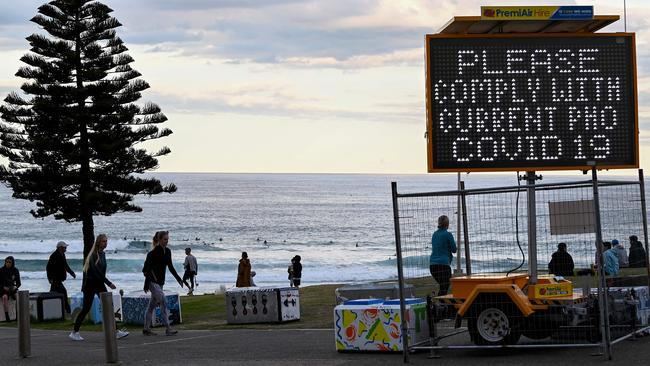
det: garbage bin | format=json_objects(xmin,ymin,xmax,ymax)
[
  {"xmin": 334, "ymin": 298, "xmax": 428, "ymax": 351},
  {"xmin": 226, "ymin": 286, "xmax": 300, "ymax": 324}
]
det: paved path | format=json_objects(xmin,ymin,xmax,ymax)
[{"xmin": 1, "ymin": 327, "xmax": 648, "ymax": 365}]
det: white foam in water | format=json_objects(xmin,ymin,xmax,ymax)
[{"xmin": 0, "ymin": 239, "xmax": 131, "ymax": 254}]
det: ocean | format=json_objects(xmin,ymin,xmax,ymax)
[{"xmin": 0, "ymin": 172, "xmax": 643, "ymax": 295}]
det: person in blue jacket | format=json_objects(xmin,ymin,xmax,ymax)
[
  {"xmin": 603, "ymin": 241, "xmax": 620, "ymax": 277},
  {"xmin": 430, "ymin": 215, "xmax": 457, "ymax": 296}
]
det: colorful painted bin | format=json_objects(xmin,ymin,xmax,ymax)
[
  {"xmin": 226, "ymin": 286, "xmax": 300, "ymax": 324},
  {"xmin": 70, "ymin": 291, "xmax": 123, "ymax": 324},
  {"xmin": 334, "ymin": 298, "xmax": 429, "ymax": 352},
  {"xmin": 121, "ymin": 291, "xmax": 182, "ymax": 326}
]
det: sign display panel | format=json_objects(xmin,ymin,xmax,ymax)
[
  {"xmin": 480, "ymin": 6, "xmax": 593, "ymax": 20},
  {"xmin": 426, "ymin": 33, "xmax": 637, "ymax": 172}
]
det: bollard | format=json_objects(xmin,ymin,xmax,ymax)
[
  {"xmin": 17, "ymin": 290, "xmax": 30, "ymax": 358},
  {"xmin": 100, "ymin": 292, "xmax": 119, "ymax": 364}
]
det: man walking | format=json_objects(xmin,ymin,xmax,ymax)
[
  {"xmin": 183, "ymin": 248, "xmax": 198, "ymax": 295},
  {"xmin": 46, "ymin": 241, "xmax": 76, "ymax": 314}
]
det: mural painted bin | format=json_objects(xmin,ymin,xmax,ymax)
[
  {"xmin": 70, "ymin": 291, "xmax": 123, "ymax": 324},
  {"xmin": 122, "ymin": 291, "xmax": 182, "ymax": 326},
  {"xmin": 226, "ymin": 286, "xmax": 300, "ymax": 324},
  {"xmin": 334, "ymin": 298, "xmax": 429, "ymax": 352}
]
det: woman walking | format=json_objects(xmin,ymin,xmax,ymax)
[
  {"xmin": 69, "ymin": 234, "xmax": 129, "ymax": 341},
  {"xmin": 142, "ymin": 231, "xmax": 186, "ymax": 336}
]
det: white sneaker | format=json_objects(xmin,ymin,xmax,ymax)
[
  {"xmin": 116, "ymin": 329, "xmax": 129, "ymax": 339},
  {"xmin": 69, "ymin": 331, "xmax": 84, "ymax": 341}
]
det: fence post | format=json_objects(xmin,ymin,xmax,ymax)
[
  {"xmin": 638, "ymin": 169, "xmax": 650, "ymax": 289},
  {"xmin": 17, "ymin": 290, "xmax": 30, "ymax": 358},
  {"xmin": 100, "ymin": 292, "xmax": 119, "ymax": 364},
  {"xmin": 592, "ymin": 168, "xmax": 612, "ymax": 360},
  {"xmin": 526, "ymin": 171, "xmax": 538, "ymax": 284},
  {"xmin": 391, "ymin": 182, "xmax": 410, "ymax": 363},
  {"xmin": 459, "ymin": 181, "xmax": 471, "ymax": 275},
  {"xmin": 455, "ymin": 172, "xmax": 463, "ymax": 275}
]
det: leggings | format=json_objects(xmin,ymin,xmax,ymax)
[
  {"xmin": 430, "ymin": 264, "xmax": 452, "ymax": 296},
  {"xmin": 144, "ymin": 282, "xmax": 169, "ymax": 330},
  {"xmin": 73, "ymin": 281, "xmax": 107, "ymax": 332}
]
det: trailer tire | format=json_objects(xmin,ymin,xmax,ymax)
[{"xmin": 467, "ymin": 301, "xmax": 522, "ymax": 345}]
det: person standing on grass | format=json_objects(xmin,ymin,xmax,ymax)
[
  {"xmin": 548, "ymin": 242, "xmax": 574, "ymax": 277},
  {"xmin": 183, "ymin": 247, "xmax": 198, "ymax": 295},
  {"xmin": 612, "ymin": 239, "xmax": 629, "ymax": 268},
  {"xmin": 236, "ymin": 252, "xmax": 252, "ymax": 287},
  {"xmin": 47, "ymin": 241, "xmax": 76, "ymax": 314},
  {"xmin": 603, "ymin": 241, "xmax": 620, "ymax": 277},
  {"xmin": 429, "ymin": 215, "xmax": 457, "ymax": 296},
  {"xmin": 629, "ymin": 235, "xmax": 647, "ymax": 268},
  {"xmin": 291, "ymin": 255, "xmax": 302, "ymax": 288},
  {"xmin": 70, "ymin": 234, "xmax": 129, "ymax": 341},
  {"xmin": 0, "ymin": 256, "xmax": 20, "ymax": 322},
  {"xmin": 142, "ymin": 231, "xmax": 186, "ymax": 336}
]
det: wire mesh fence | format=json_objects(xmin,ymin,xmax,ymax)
[{"xmin": 392, "ymin": 172, "xmax": 650, "ymax": 357}]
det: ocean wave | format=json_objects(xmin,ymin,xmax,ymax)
[
  {"xmin": 0, "ymin": 239, "xmax": 235, "ymax": 254},
  {"xmin": 0, "ymin": 239, "xmax": 131, "ymax": 254}
]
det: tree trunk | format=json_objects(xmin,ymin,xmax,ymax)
[
  {"xmin": 82, "ymin": 211, "xmax": 95, "ymax": 260},
  {"xmin": 75, "ymin": 8, "xmax": 94, "ymax": 260}
]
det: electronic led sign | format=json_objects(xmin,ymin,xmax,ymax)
[{"xmin": 426, "ymin": 33, "xmax": 638, "ymax": 172}]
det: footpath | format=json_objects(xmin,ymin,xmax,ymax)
[{"xmin": 1, "ymin": 327, "xmax": 648, "ymax": 365}]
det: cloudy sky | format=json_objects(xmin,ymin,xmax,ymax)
[{"xmin": 0, "ymin": 0, "xmax": 648, "ymax": 173}]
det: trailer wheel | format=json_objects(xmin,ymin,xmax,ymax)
[{"xmin": 468, "ymin": 304, "xmax": 521, "ymax": 345}]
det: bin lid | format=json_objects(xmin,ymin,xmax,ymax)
[
  {"xmin": 342, "ymin": 299, "xmax": 384, "ymax": 305},
  {"xmin": 382, "ymin": 298, "xmax": 425, "ymax": 305}
]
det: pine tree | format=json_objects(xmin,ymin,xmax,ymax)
[{"xmin": 0, "ymin": 0, "xmax": 176, "ymax": 258}]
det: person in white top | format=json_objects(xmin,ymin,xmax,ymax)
[{"xmin": 183, "ymin": 248, "xmax": 198, "ymax": 295}]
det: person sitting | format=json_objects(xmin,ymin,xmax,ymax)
[
  {"xmin": 548, "ymin": 242, "xmax": 574, "ymax": 277},
  {"xmin": 612, "ymin": 239, "xmax": 629, "ymax": 268},
  {"xmin": 0, "ymin": 256, "xmax": 21, "ymax": 322},
  {"xmin": 628, "ymin": 235, "xmax": 647, "ymax": 268},
  {"xmin": 603, "ymin": 242, "xmax": 620, "ymax": 276}
]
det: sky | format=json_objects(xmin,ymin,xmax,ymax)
[{"xmin": 0, "ymin": 0, "xmax": 649, "ymax": 174}]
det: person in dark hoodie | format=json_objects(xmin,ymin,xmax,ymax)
[
  {"xmin": 291, "ymin": 255, "xmax": 302, "ymax": 288},
  {"xmin": 236, "ymin": 252, "xmax": 251, "ymax": 287},
  {"xmin": 548, "ymin": 242, "xmax": 575, "ymax": 277},
  {"xmin": 0, "ymin": 256, "xmax": 20, "ymax": 322},
  {"xmin": 46, "ymin": 241, "xmax": 76, "ymax": 314},
  {"xmin": 142, "ymin": 231, "xmax": 186, "ymax": 336},
  {"xmin": 628, "ymin": 235, "xmax": 648, "ymax": 268}
]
